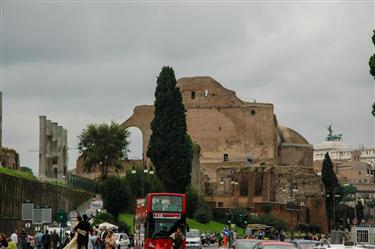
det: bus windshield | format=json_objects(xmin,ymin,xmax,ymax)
[
  {"xmin": 146, "ymin": 219, "xmax": 180, "ymax": 239},
  {"xmin": 151, "ymin": 196, "xmax": 183, "ymax": 212}
]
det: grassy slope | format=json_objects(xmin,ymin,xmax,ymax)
[
  {"xmin": 0, "ymin": 167, "xmax": 37, "ymax": 181},
  {"xmin": 118, "ymin": 213, "xmax": 228, "ymax": 234}
]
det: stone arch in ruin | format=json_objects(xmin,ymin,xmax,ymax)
[{"xmin": 120, "ymin": 105, "xmax": 155, "ymax": 164}]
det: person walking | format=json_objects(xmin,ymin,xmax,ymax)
[
  {"xmin": 74, "ymin": 214, "xmax": 91, "ymax": 249},
  {"xmin": 99, "ymin": 227, "xmax": 108, "ymax": 249},
  {"xmin": 42, "ymin": 231, "xmax": 51, "ymax": 249},
  {"xmin": 88, "ymin": 231, "xmax": 98, "ymax": 249},
  {"xmin": 51, "ymin": 230, "xmax": 60, "ymax": 249},
  {"xmin": 170, "ymin": 227, "xmax": 185, "ymax": 249},
  {"xmin": 104, "ymin": 231, "xmax": 115, "ymax": 249},
  {"xmin": 0, "ymin": 233, "xmax": 8, "ymax": 249},
  {"xmin": 35, "ymin": 231, "xmax": 43, "ymax": 249},
  {"xmin": 11, "ymin": 230, "xmax": 18, "ymax": 247},
  {"xmin": 7, "ymin": 238, "xmax": 18, "ymax": 249},
  {"xmin": 19, "ymin": 229, "xmax": 28, "ymax": 249}
]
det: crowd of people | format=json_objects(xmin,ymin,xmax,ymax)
[
  {"xmin": 0, "ymin": 229, "xmax": 62, "ymax": 249},
  {"xmin": 0, "ymin": 214, "xmax": 120, "ymax": 249}
]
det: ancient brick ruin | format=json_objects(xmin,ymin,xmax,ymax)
[{"xmin": 122, "ymin": 76, "xmax": 328, "ymax": 232}]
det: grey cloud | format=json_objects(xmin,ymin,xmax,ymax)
[{"xmin": 1, "ymin": 2, "xmax": 374, "ymax": 174}]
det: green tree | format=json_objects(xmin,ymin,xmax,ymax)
[
  {"xmin": 78, "ymin": 121, "xmax": 130, "ymax": 179},
  {"xmin": 369, "ymin": 30, "xmax": 375, "ymax": 116},
  {"xmin": 194, "ymin": 203, "xmax": 213, "ymax": 224},
  {"xmin": 147, "ymin": 66, "xmax": 193, "ymax": 193},
  {"xmin": 321, "ymin": 152, "xmax": 339, "ymax": 227},
  {"xmin": 99, "ymin": 176, "xmax": 131, "ymax": 217},
  {"xmin": 186, "ymin": 188, "xmax": 200, "ymax": 218}
]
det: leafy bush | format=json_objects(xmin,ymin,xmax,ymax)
[
  {"xmin": 99, "ymin": 176, "xmax": 131, "ymax": 217},
  {"xmin": 194, "ymin": 205, "xmax": 213, "ymax": 224},
  {"xmin": 92, "ymin": 210, "xmax": 115, "ymax": 226},
  {"xmin": 186, "ymin": 188, "xmax": 201, "ymax": 218},
  {"xmin": 117, "ymin": 220, "xmax": 131, "ymax": 234}
]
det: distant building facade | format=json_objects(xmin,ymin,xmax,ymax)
[
  {"xmin": 314, "ymin": 135, "xmax": 375, "ymax": 222},
  {"xmin": 39, "ymin": 116, "xmax": 68, "ymax": 178}
]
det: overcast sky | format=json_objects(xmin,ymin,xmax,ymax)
[{"xmin": 1, "ymin": 1, "xmax": 374, "ymax": 174}]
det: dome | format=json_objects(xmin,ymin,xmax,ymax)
[
  {"xmin": 313, "ymin": 141, "xmax": 350, "ymax": 151},
  {"xmin": 279, "ymin": 126, "xmax": 310, "ymax": 145}
]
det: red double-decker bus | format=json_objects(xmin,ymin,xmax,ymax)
[{"xmin": 135, "ymin": 193, "xmax": 187, "ymax": 249}]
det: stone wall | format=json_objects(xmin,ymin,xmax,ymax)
[
  {"xmin": 0, "ymin": 173, "xmax": 91, "ymax": 234},
  {"xmin": 121, "ymin": 77, "xmax": 309, "ymax": 166},
  {"xmin": 253, "ymin": 198, "xmax": 328, "ymax": 234}
]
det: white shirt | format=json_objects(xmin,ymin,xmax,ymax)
[{"xmin": 11, "ymin": 233, "xmax": 18, "ymax": 244}]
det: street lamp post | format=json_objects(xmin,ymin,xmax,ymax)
[{"xmin": 326, "ymin": 187, "xmax": 340, "ymax": 231}]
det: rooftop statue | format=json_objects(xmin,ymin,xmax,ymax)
[{"xmin": 326, "ymin": 125, "xmax": 342, "ymax": 142}]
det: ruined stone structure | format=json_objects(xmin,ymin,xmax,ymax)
[
  {"xmin": 122, "ymin": 76, "xmax": 327, "ymax": 231},
  {"xmin": 39, "ymin": 116, "xmax": 68, "ymax": 178}
]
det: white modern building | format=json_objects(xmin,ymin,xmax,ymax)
[{"xmin": 314, "ymin": 140, "xmax": 375, "ymax": 167}]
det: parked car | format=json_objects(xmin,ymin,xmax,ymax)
[
  {"xmin": 113, "ymin": 233, "xmax": 130, "ymax": 249},
  {"xmin": 291, "ymin": 240, "xmax": 320, "ymax": 249},
  {"xmin": 233, "ymin": 239, "xmax": 261, "ymax": 249},
  {"xmin": 187, "ymin": 229, "xmax": 202, "ymax": 249},
  {"xmin": 253, "ymin": 241, "xmax": 297, "ymax": 249}
]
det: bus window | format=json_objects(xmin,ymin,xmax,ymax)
[{"xmin": 152, "ymin": 196, "xmax": 182, "ymax": 212}]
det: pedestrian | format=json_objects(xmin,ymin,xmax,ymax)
[
  {"xmin": 0, "ymin": 233, "xmax": 8, "ymax": 249},
  {"xmin": 62, "ymin": 233, "xmax": 70, "ymax": 248},
  {"xmin": 29, "ymin": 233, "xmax": 35, "ymax": 249},
  {"xmin": 88, "ymin": 231, "xmax": 98, "ymax": 249},
  {"xmin": 99, "ymin": 227, "xmax": 108, "ymax": 249},
  {"xmin": 104, "ymin": 231, "xmax": 115, "ymax": 249},
  {"xmin": 74, "ymin": 214, "xmax": 91, "ymax": 249},
  {"xmin": 35, "ymin": 231, "xmax": 43, "ymax": 249},
  {"xmin": 170, "ymin": 227, "xmax": 185, "ymax": 249},
  {"xmin": 7, "ymin": 238, "xmax": 18, "ymax": 249},
  {"xmin": 11, "ymin": 230, "xmax": 18, "ymax": 246},
  {"xmin": 19, "ymin": 229, "xmax": 27, "ymax": 249},
  {"xmin": 41, "ymin": 230, "xmax": 51, "ymax": 249},
  {"xmin": 51, "ymin": 230, "xmax": 60, "ymax": 249}
]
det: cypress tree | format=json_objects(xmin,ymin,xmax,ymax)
[
  {"xmin": 321, "ymin": 152, "xmax": 339, "ymax": 227},
  {"xmin": 147, "ymin": 66, "xmax": 193, "ymax": 193}
]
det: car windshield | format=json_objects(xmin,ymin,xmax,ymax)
[
  {"xmin": 187, "ymin": 230, "xmax": 200, "ymax": 237},
  {"xmin": 264, "ymin": 245, "xmax": 296, "ymax": 249},
  {"xmin": 238, "ymin": 241, "xmax": 258, "ymax": 249}
]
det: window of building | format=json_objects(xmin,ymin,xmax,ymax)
[
  {"xmin": 240, "ymin": 174, "xmax": 249, "ymax": 196},
  {"xmin": 224, "ymin": 154, "xmax": 229, "ymax": 162},
  {"xmin": 359, "ymin": 171, "xmax": 361, "ymax": 175},
  {"xmin": 219, "ymin": 126, "xmax": 221, "ymax": 131},
  {"xmin": 218, "ymin": 202, "xmax": 224, "ymax": 208},
  {"xmin": 191, "ymin": 91, "xmax": 196, "ymax": 100},
  {"xmin": 204, "ymin": 90, "xmax": 209, "ymax": 97},
  {"xmin": 251, "ymin": 110, "xmax": 256, "ymax": 115},
  {"xmin": 255, "ymin": 170, "xmax": 263, "ymax": 196}
]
